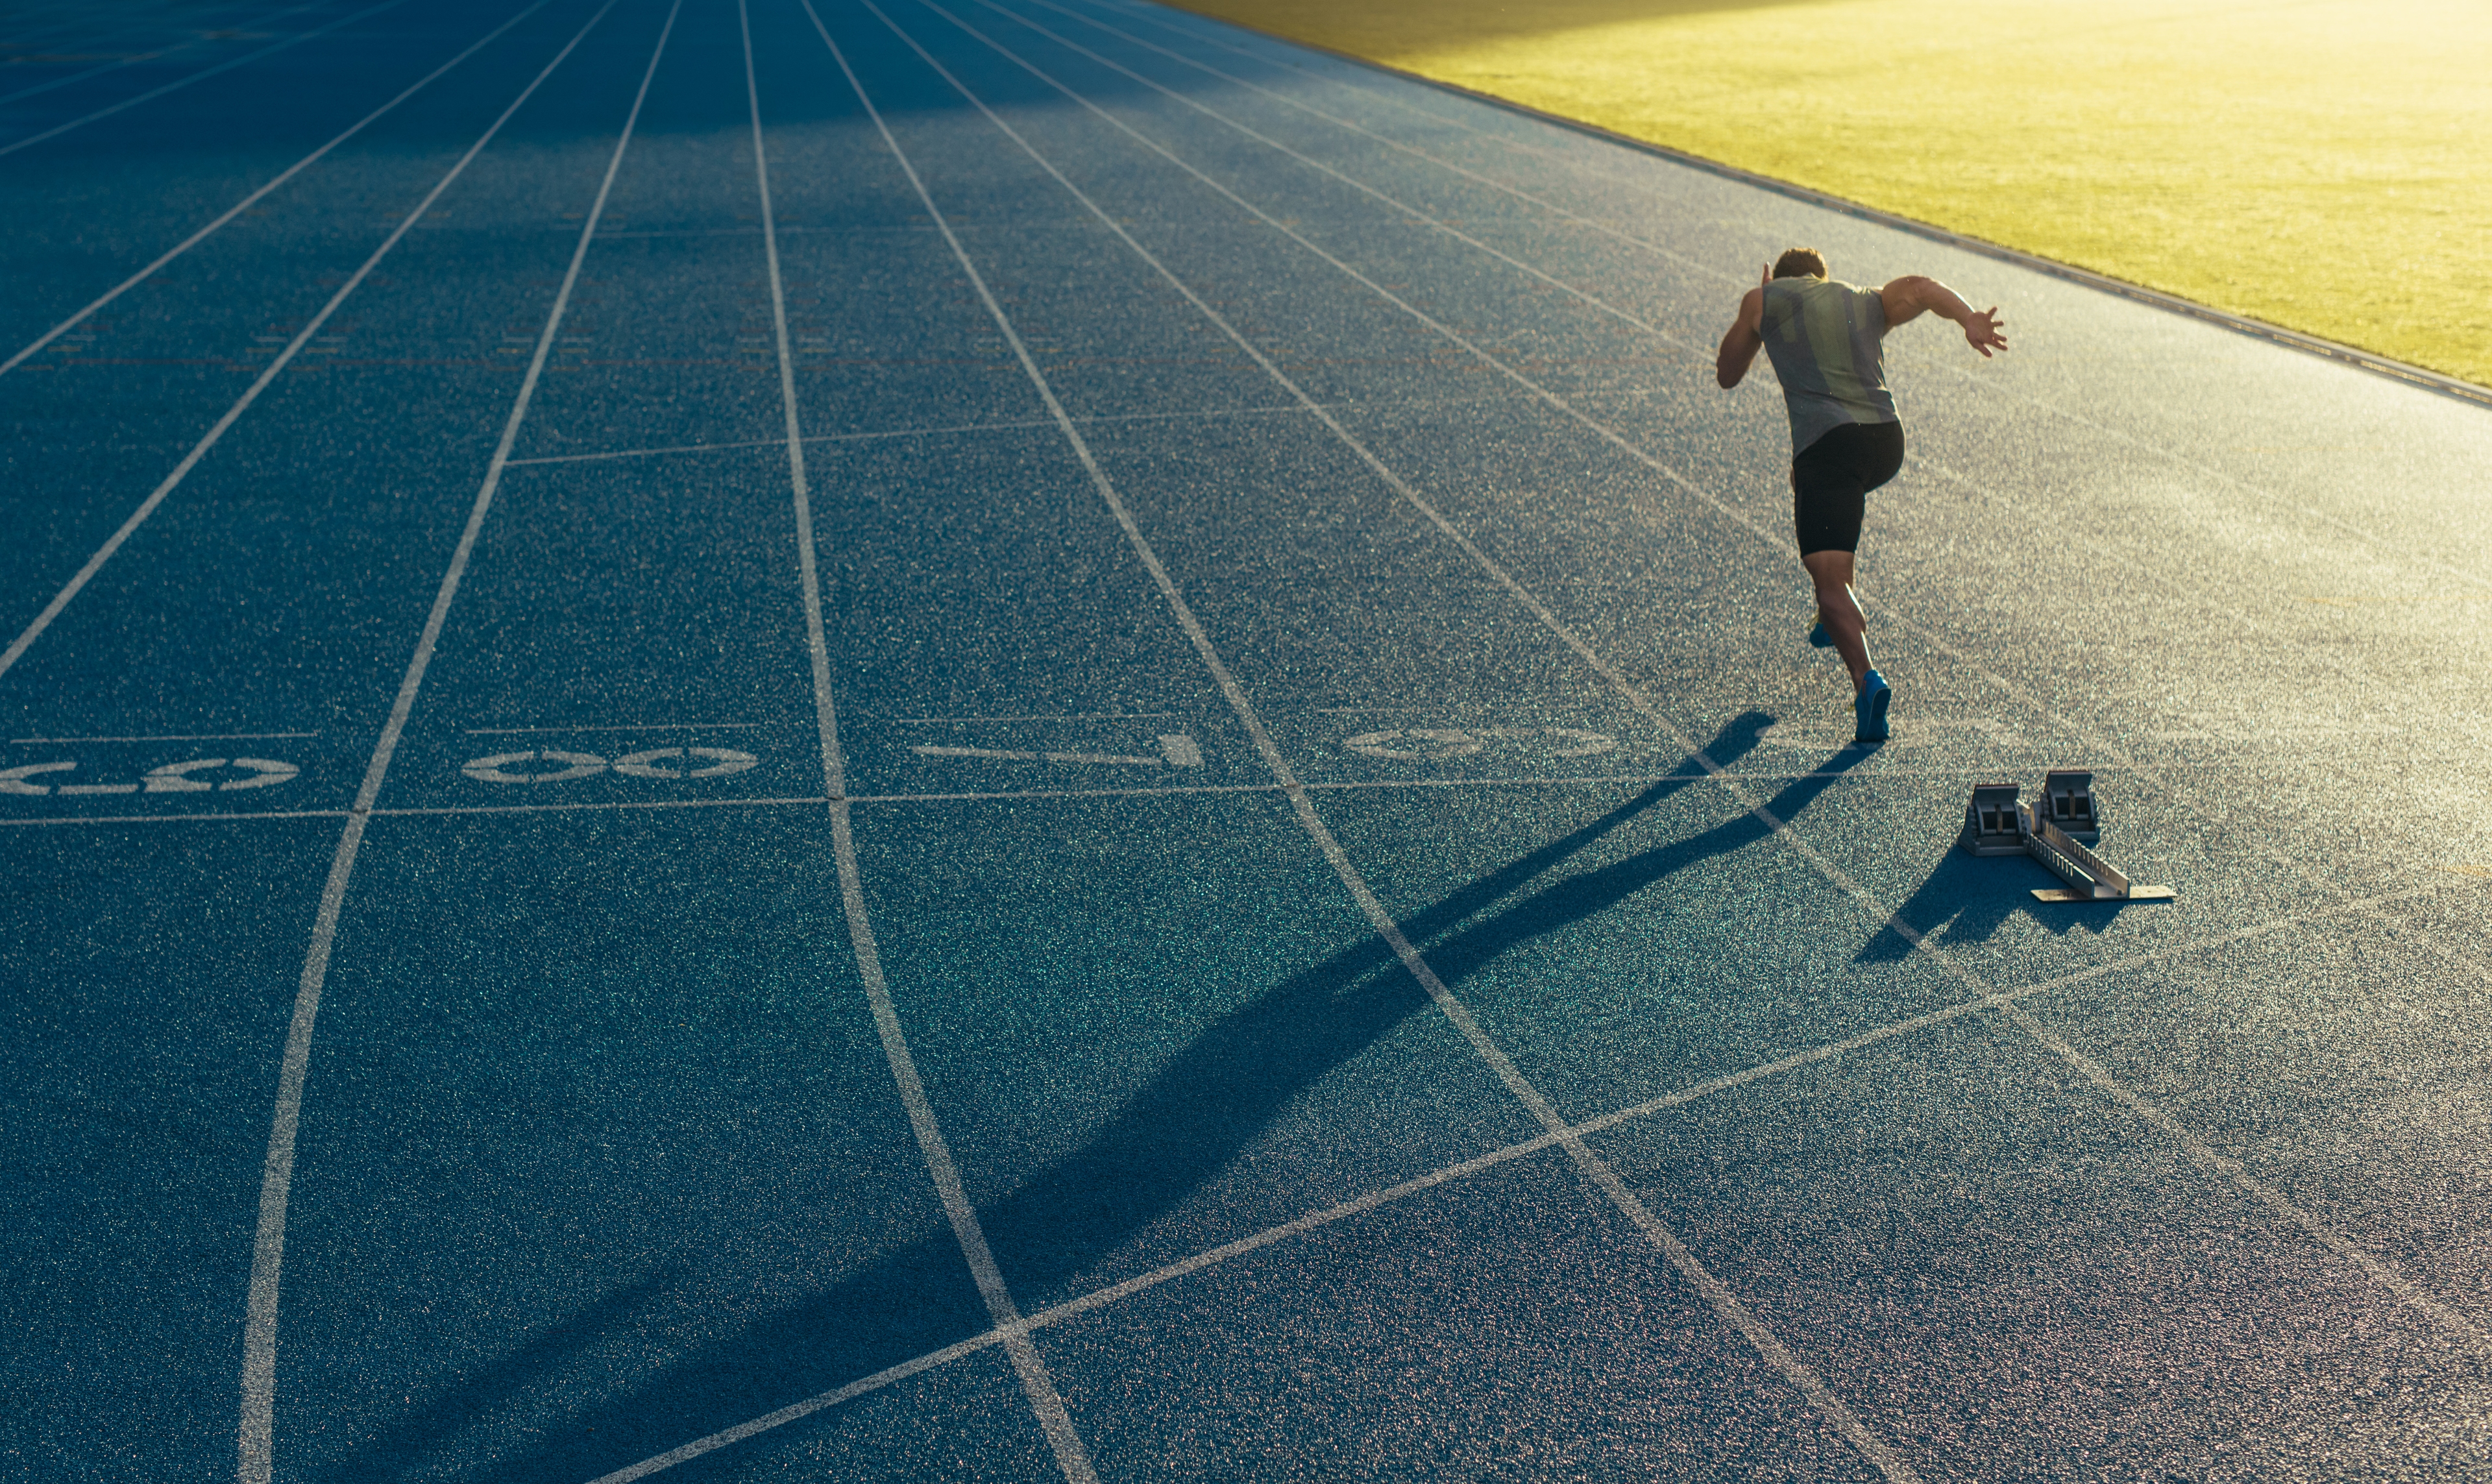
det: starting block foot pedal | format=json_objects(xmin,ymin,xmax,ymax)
[
  {"xmin": 2038, "ymin": 769, "xmax": 2101, "ymax": 845},
  {"xmin": 1959, "ymin": 783, "xmax": 2027, "ymax": 857}
]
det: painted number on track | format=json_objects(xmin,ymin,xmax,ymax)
[
  {"xmin": 0, "ymin": 757, "xmax": 299, "ymax": 796},
  {"xmin": 461, "ymin": 747, "xmax": 759, "ymax": 785}
]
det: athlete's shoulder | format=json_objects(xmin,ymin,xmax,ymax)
[{"xmin": 1838, "ymin": 279, "xmax": 1890, "ymax": 325}]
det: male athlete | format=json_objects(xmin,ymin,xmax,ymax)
[{"xmin": 1715, "ymin": 249, "xmax": 2007, "ymax": 741}]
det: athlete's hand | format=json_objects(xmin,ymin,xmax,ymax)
[
  {"xmin": 1963, "ymin": 308, "xmax": 2009, "ymax": 357},
  {"xmin": 1761, "ymin": 263, "xmax": 1772, "ymax": 287}
]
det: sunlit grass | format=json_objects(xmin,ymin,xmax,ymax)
[{"xmin": 1164, "ymin": 0, "xmax": 2491, "ymax": 388}]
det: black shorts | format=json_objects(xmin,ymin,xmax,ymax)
[{"xmin": 1791, "ymin": 420, "xmax": 1904, "ymax": 556}]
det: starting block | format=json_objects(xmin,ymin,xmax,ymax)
[{"xmin": 1959, "ymin": 775, "xmax": 2173, "ymax": 903}]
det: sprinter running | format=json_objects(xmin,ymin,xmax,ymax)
[{"xmin": 1715, "ymin": 249, "xmax": 2008, "ymax": 740}]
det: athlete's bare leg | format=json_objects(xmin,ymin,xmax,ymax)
[{"xmin": 1802, "ymin": 550, "xmax": 1872, "ymax": 691}]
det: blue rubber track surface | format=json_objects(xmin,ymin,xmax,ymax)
[{"xmin": 6, "ymin": 0, "xmax": 2492, "ymax": 1478}]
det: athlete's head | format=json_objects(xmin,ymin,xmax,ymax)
[{"xmin": 1771, "ymin": 248, "xmax": 1829, "ymax": 280}]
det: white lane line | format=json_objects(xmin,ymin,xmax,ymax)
[
  {"xmin": 8, "ymin": 730, "xmax": 319, "ymax": 742},
  {"xmin": 0, "ymin": 801, "xmax": 812, "ymax": 827},
  {"xmin": 0, "ymin": 0, "xmax": 412, "ymax": 158},
  {"xmin": 858, "ymin": 772, "xmax": 1945, "ymax": 805},
  {"xmin": 861, "ymin": 782, "xmax": 1276, "ymax": 803},
  {"xmin": 500, "ymin": 404, "xmax": 1308, "ymax": 465},
  {"xmin": 844, "ymin": 5, "xmax": 1913, "ymax": 1476},
  {"xmin": 895, "ymin": 710, "xmax": 1179, "ymax": 721},
  {"xmin": 376, "ymin": 794, "xmax": 824, "ymax": 816},
  {"xmin": 758, "ymin": 5, "xmax": 1096, "ymax": 1480},
  {"xmin": 578, "ymin": 1329, "xmax": 1016, "ymax": 1484},
  {"xmin": 0, "ymin": 765, "xmax": 2196, "ymax": 828},
  {"xmin": 0, "ymin": 3, "xmax": 580, "ymax": 690},
  {"xmin": 0, "ymin": 797, "xmax": 838, "ymax": 829},
  {"xmin": 583, "ymin": 881, "xmax": 2436, "ymax": 1483},
  {"xmin": 0, "ymin": 808, "xmax": 354, "ymax": 827},
  {"xmin": 938, "ymin": 1, "xmax": 2492, "ymax": 1354},
  {"xmin": 460, "ymin": 722, "xmax": 761, "ymax": 733},
  {"xmin": 911, "ymin": 743, "xmax": 1168, "ymax": 764},
  {"xmin": 0, "ymin": 0, "xmax": 557, "ymax": 383},
  {"xmin": 500, "ymin": 390, "xmax": 1559, "ymax": 467},
  {"xmin": 502, "ymin": 429, "xmax": 1018, "ymax": 465},
  {"xmin": 233, "ymin": 6, "xmax": 663, "ymax": 1479}
]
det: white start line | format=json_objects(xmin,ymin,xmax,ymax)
[
  {"xmin": 903, "ymin": 729, "xmax": 1626, "ymax": 770},
  {"xmin": 1, "ymin": 756, "xmax": 299, "ymax": 796},
  {"xmin": 1346, "ymin": 727, "xmax": 1617, "ymax": 760},
  {"xmin": 912, "ymin": 733, "xmax": 1203, "ymax": 768}
]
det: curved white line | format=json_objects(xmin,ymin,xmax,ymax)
[
  {"xmin": 234, "ymin": 3, "xmax": 664, "ymax": 1478},
  {"xmin": 759, "ymin": 3, "xmax": 1099, "ymax": 1478}
]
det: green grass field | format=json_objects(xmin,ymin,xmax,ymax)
[{"xmin": 1165, "ymin": 0, "xmax": 2491, "ymax": 390}]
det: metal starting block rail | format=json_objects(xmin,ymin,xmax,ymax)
[{"xmin": 1960, "ymin": 772, "xmax": 2174, "ymax": 903}]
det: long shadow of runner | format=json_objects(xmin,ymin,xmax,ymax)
[
  {"xmin": 1851, "ymin": 836, "xmax": 2105, "ymax": 964},
  {"xmin": 360, "ymin": 711, "xmax": 1872, "ymax": 1481}
]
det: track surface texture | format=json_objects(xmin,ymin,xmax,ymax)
[{"xmin": 6, "ymin": 1, "xmax": 2492, "ymax": 1480}]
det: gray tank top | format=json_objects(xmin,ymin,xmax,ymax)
[{"xmin": 1759, "ymin": 276, "xmax": 1898, "ymax": 452}]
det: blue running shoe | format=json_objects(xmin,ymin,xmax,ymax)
[{"xmin": 1853, "ymin": 670, "xmax": 1892, "ymax": 742}]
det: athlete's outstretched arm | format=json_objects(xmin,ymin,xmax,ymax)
[
  {"xmin": 1716, "ymin": 267, "xmax": 1770, "ymax": 387},
  {"xmin": 1879, "ymin": 275, "xmax": 2009, "ymax": 356}
]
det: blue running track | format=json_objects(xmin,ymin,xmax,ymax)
[{"xmin": 7, "ymin": 0, "xmax": 2492, "ymax": 1478}]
